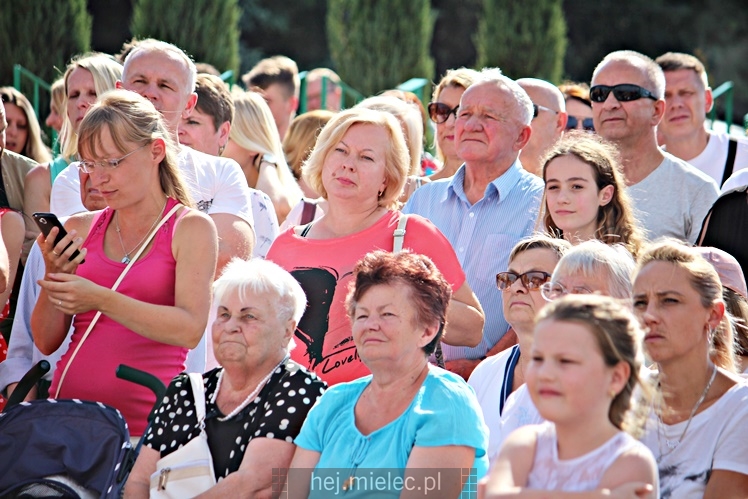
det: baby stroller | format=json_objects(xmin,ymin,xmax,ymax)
[{"xmin": 0, "ymin": 361, "xmax": 166, "ymax": 498}]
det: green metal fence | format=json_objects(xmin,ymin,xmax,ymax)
[{"xmin": 708, "ymin": 81, "xmax": 734, "ymax": 132}]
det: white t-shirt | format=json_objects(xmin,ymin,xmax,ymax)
[
  {"xmin": 721, "ymin": 168, "xmax": 748, "ymax": 193},
  {"xmin": 248, "ymin": 188, "xmax": 279, "ymax": 258},
  {"xmin": 468, "ymin": 345, "xmax": 520, "ymax": 463},
  {"xmin": 640, "ymin": 381, "xmax": 748, "ymax": 498},
  {"xmin": 685, "ymin": 130, "xmax": 748, "ymax": 187},
  {"xmin": 628, "ymin": 152, "xmax": 719, "ymax": 244}
]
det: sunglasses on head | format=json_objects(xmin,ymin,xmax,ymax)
[
  {"xmin": 428, "ymin": 102, "xmax": 459, "ymax": 124},
  {"xmin": 496, "ymin": 271, "xmax": 552, "ymax": 291},
  {"xmin": 589, "ymin": 84, "xmax": 658, "ymax": 103},
  {"xmin": 532, "ymin": 103, "xmax": 558, "ymax": 119},
  {"xmin": 566, "ymin": 115, "xmax": 595, "ymax": 132}
]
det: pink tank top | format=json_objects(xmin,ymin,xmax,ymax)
[{"xmin": 50, "ymin": 198, "xmax": 186, "ymax": 436}]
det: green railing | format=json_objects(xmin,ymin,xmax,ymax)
[
  {"xmin": 13, "ymin": 64, "xmax": 57, "ymax": 148},
  {"xmin": 396, "ymin": 78, "xmax": 431, "ymax": 108},
  {"xmin": 220, "ymin": 69, "xmax": 235, "ymax": 88},
  {"xmin": 708, "ymin": 81, "xmax": 734, "ymax": 132}
]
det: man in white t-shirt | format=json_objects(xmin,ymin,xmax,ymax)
[
  {"xmin": 591, "ymin": 50, "xmax": 719, "ymax": 243},
  {"xmin": 655, "ymin": 52, "xmax": 748, "ymax": 187},
  {"xmin": 52, "ymin": 39, "xmax": 255, "ymax": 273}
]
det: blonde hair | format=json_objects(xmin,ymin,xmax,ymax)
[
  {"xmin": 49, "ymin": 78, "xmax": 66, "ymax": 121},
  {"xmin": 282, "ymin": 110, "xmax": 335, "ymax": 179},
  {"xmin": 356, "ymin": 95, "xmax": 422, "ymax": 176},
  {"xmin": 77, "ymin": 90, "xmax": 192, "ymax": 207},
  {"xmin": 636, "ymin": 240, "xmax": 737, "ymax": 372},
  {"xmin": 536, "ymin": 294, "xmax": 649, "ymax": 436},
  {"xmin": 302, "ymin": 108, "xmax": 409, "ymax": 211},
  {"xmin": 539, "ymin": 132, "xmax": 646, "ymax": 257},
  {"xmin": 60, "ymin": 53, "xmax": 123, "ymax": 159},
  {"xmin": 0, "ymin": 87, "xmax": 52, "ymax": 163},
  {"xmin": 230, "ymin": 91, "xmax": 302, "ymax": 205}
]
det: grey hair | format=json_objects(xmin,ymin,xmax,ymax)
[
  {"xmin": 552, "ymin": 240, "xmax": 636, "ymax": 299},
  {"xmin": 473, "ymin": 67, "xmax": 534, "ymax": 125},
  {"xmin": 123, "ymin": 38, "xmax": 197, "ymax": 92},
  {"xmin": 213, "ymin": 258, "xmax": 307, "ymax": 325},
  {"xmin": 592, "ymin": 50, "xmax": 666, "ymax": 99}
]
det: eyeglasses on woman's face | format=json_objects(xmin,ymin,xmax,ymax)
[
  {"xmin": 428, "ymin": 102, "xmax": 459, "ymax": 124},
  {"xmin": 496, "ymin": 271, "xmax": 552, "ymax": 292},
  {"xmin": 565, "ymin": 115, "xmax": 595, "ymax": 132},
  {"xmin": 77, "ymin": 143, "xmax": 148, "ymax": 174},
  {"xmin": 540, "ymin": 281, "xmax": 595, "ymax": 301}
]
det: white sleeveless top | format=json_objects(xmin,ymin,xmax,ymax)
[{"xmin": 527, "ymin": 422, "xmax": 647, "ymax": 491}]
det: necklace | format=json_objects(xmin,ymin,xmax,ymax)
[
  {"xmin": 656, "ymin": 364, "xmax": 717, "ymax": 459},
  {"xmin": 114, "ymin": 198, "xmax": 167, "ymax": 264},
  {"xmin": 210, "ymin": 355, "xmax": 287, "ymax": 422}
]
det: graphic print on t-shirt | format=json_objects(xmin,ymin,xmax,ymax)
[{"xmin": 291, "ymin": 267, "xmax": 341, "ymax": 368}]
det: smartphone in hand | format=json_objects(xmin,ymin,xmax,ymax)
[{"xmin": 32, "ymin": 212, "xmax": 84, "ymax": 262}]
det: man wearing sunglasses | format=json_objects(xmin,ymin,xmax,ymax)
[
  {"xmin": 655, "ymin": 52, "xmax": 748, "ymax": 189},
  {"xmin": 403, "ymin": 69, "xmax": 544, "ymax": 379},
  {"xmin": 591, "ymin": 50, "xmax": 718, "ymax": 244},
  {"xmin": 516, "ymin": 78, "xmax": 567, "ymax": 177}
]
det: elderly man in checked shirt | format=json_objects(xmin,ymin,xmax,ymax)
[{"xmin": 403, "ymin": 69, "xmax": 544, "ymax": 379}]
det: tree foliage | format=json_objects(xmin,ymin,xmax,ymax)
[
  {"xmin": 475, "ymin": 0, "xmax": 567, "ymax": 83},
  {"xmin": 327, "ymin": 0, "xmax": 435, "ymax": 96},
  {"xmin": 131, "ymin": 0, "xmax": 240, "ymax": 75},
  {"xmin": 0, "ymin": 0, "xmax": 91, "ymax": 87}
]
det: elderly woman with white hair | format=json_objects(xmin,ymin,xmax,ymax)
[
  {"xmin": 125, "ymin": 258, "xmax": 327, "ymax": 497},
  {"xmin": 485, "ymin": 240, "xmax": 636, "ymax": 461},
  {"xmin": 224, "ymin": 91, "xmax": 303, "ymax": 223}
]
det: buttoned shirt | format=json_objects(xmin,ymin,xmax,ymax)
[{"xmin": 403, "ymin": 160, "xmax": 543, "ymax": 360}]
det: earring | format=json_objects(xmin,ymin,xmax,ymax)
[
  {"xmin": 378, "ymin": 190, "xmax": 384, "ymax": 198},
  {"xmin": 706, "ymin": 325, "xmax": 716, "ymax": 344},
  {"xmin": 218, "ymin": 144, "xmax": 226, "ymax": 156},
  {"xmin": 609, "ymin": 389, "xmax": 617, "ymax": 398}
]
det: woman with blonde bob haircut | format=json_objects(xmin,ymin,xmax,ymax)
[
  {"xmin": 539, "ymin": 132, "xmax": 645, "ymax": 257},
  {"xmin": 224, "ymin": 91, "xmax": 302, "ymax": 223},
  {"xmin": 267, "ymin": 107, "xmax": 484, "ymax": 387},
  {"xmin": 633, "ymin": 240, "xmax": 748, "ymax": 497},
  {"xmin": 31, "ymin": 89, "xmax": 217, "ymax": 437}
]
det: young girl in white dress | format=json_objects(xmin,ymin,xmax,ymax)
[{"xmin": 482, "ymin": 294, "xmax": 658, "ymax": 499}]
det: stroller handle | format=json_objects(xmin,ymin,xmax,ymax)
[
  {"xmin": 115, "ymin": 365, "xmax": 167, "ymax": 411},
  {"xmin": 4, "ymin": 360, "xmax": 51, "ymax": 410}
]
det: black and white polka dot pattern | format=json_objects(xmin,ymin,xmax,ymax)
[{"xmin": 144, "ymin": 360, "xmax": 326, "ymax": 479}]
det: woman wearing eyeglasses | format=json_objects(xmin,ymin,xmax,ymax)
[
  {"xmin": 468, "ymin": 235, "xmax": 571, "ymax": 465},
  {"xmin": 538, "ymin": 132, "xmax": 645, "ymax": 257},
  {"xmin": 31, "ymin": 90, "xmax": 218, "ymax": 437},
  {"xmin": 558, "ymin": 82, "xmax": 596, "ymax": 133},
  {"xmin": 427, "ymin": 68, "xmax": 480, "ymax": 181}
]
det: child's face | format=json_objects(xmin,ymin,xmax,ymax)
[
  {"xmin": 527, "ymin": 318, "xmax": 624, "ymax": 426},
  {"xmin": 544, "ymin": 154, "xmax": 613, "ymax": 241}
]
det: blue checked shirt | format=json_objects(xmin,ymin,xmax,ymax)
[{"xmin": 403, "ymin": 161, "xmax": 544, "ymax": 360}]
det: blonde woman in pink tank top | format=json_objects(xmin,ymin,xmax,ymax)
[{"xmin": 31, "ymin": 90, "xmax": 217, "ymax": 436}]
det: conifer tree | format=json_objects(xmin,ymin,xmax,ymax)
[
  {"xmin": 131, "ymin": 0, "xmax": 240, "ymax": 75},
  {"xmin": 475, "ymin": 0, "xmax": 567, "ymax": 83},
  {"xmin": 327, "ymin": 0, "xmax": 435, "ymax": 96},
  {"xmin": 0, "ymin": 0, "xmax": 91, "ymax": 86}
]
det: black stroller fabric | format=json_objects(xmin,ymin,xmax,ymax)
[{"xmin": 0, "ymin": 399, "xmax": 133, "ymax": 498}]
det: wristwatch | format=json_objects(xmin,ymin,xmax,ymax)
[{"xmin": 255, "ymin": 153, "xmax": 278, "ymax": 171}]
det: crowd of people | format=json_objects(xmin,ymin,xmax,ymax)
[{"xmin": 0, "ymin": 37, "xmax": 747, "ymax": 498}]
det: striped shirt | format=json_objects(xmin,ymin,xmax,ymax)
[{"xmin": 403, "ymin": 161, "xmax": 543, "ymax": 359}]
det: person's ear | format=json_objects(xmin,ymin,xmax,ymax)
[
  {"xmin": 556, "ymin": 112, "xmax": 568, "ymax": 135},
  {"xmin": 515, "ymin": 125, "xmax": 532, "ymax": 151},
  {"xmin": 182, "ymin": 93, "xmax": 198, "ymax": 119},
  {"xmin": 707, "ymin": 300, "xmax": 725, "ymax": 332},
  {"xmin": 599, "ymin": 184, "xmax": 615, "ymax": 206},
  {"xmin": 150, "ymin": 137, "xmax": 167, "ymax": 163},
  {"xmin": 652, "ymin": 98, "xmax": 666, "ymax": 126},
  {"xmin": 704, "ymin": 87, "xmax": 714, "ymax": 114},
  {"xmin": 218, "ymin": 121, "xmax": 231, "ymax": 149},
  {"xmin": 609, "ymin": 360, "xmax": 631, "ymax": 399},
  {"xmin": 418, "ymin": 321, "xmax": 441, "ymax": 349}
]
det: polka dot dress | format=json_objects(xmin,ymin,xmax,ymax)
[{"xmin": 144, "ymin": 359, "xmax": 326, "ymax": 480}]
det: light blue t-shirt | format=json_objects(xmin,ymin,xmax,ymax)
[{"xmin": 294, "ymin": 366, "xmax": 489, "ymax": 498}]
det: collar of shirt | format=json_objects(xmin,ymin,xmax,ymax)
[{"xmin": 445, "ymin": 159, "xmax": 525, "ymax": 205}]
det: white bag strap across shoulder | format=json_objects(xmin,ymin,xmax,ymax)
[
  {"xmin": 393, "ymin": 214, "xmax": 409, "ymax": 253},
  {"xmin": 54, "ymin": 203, "xmax": 182, "ymax": 398},
  {"xmin": 187, "ymin": 372, "xmax": 207, "ymax": 425}
]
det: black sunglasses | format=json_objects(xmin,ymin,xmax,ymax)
[
  {"xmin": 428, "ymin": 102, "xmax": 459, "ymax": 124},
  {"xmin": 532, "ymin": 103, "xmax": 558, "ymax": 119},
  {"xmin": 496, "ymin": 271, "xmax": 552, "ymax": 291},
  {"xmin": 589, "ymin": 84, "xmax": 658, "ymax": 103},
  {"xmin": 566, "ymin": 115, "xmax": 595, "ymax": 132}
]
